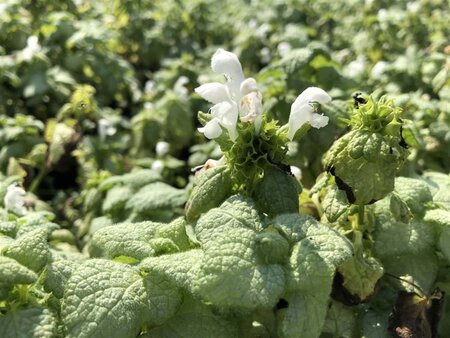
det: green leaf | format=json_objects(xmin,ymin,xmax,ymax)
[
  {"xmin": 253, "ymin": 165, "xmax": 300, "ymax": 217},
  {"xmin": 432, "ymin": 66, "xmax": 449, "ymax": 93},
  {"xmin": 0, "ymin": 256, "xmax": 38, "ymax": 292},
  {"xmin": 394, "ymin": 177, "xmax": 433, "ymax": 218},
  {"xmin": 163, "ymin": 94, "xmax": 194, "ymax": 149},
  {"xmin": 255, "ymin": 229, "xmax": 290, "ymax": 265},
  {"xmin": 277, "ymin": 288, "xmax": 331, "ymax": 338},
  {"xmin": 144, "ymin": 295, "xmax": 238, "ymax": 338},
  {"xmin": 62, "ymin": 259, "xmax": 182, "ymax": 338},
  {"xmin": 338, "ymin": 253, "xmax": 384, "ymax": 301},
  {"xmin": 99, "ymin": 169, "xmax": 162, "ymax": 191},
  {"xmin": 90, "ymin": 218, "xmax": 190, "ymax": 260},
  {"xmin": 0, "ymin": 221, "xmax": 16, "ymax": 237},
  {"xmin": 193, "ymin": 195, "xmax": 285, "ymax": 309},
  {"xmin": 125, "ymin": 182, "xmax": 186, "ymax": 220},
  {"xmin": 347, "ymin": 131, "xmax": 370, "ymax": 160},
  {"xmin": 0, "ymin": 235, "xmax": 15, "ymax": 251},
  {"xmin": 381, "ymin": 250, "xmax": 438, "ymax": 292},
  {"xmin": 47, "ymin": 122, "xmax": 76, "ymax": 165},
  {"xmin": 324, "ymin": 130, "xmax": 408, "ymax": 205},
  {"xmin": 140, "ymin": 249, "xmax": 203, "ymax": 292},
  {"xmin": 322, "ymin": 301, "xmax": 358, "ymax": 338},
  {"xmin": 439, "ymin": 295, "xmax": 450, "ymax": 337},
  {"xmin": 195, "ymin": 194, "xmax": 262, "ymax": 243},
  {"xmin": 102, "ymin": 185, "xmax": 133, "ymax": 215},
  {"xmin": 15, "ymin": 213, "xmax": 59, "ymax": 237},
  {"xmin": 323, "ymin": 184, "xmax": 350, "ymax": 222},
  {"xmin": 424, "ymin": 209, "xmax": 450, "ymax": 232},
  {"xmin": 401, "ymin": 124, "xmax": 421, "ymax": 148},
  {"xmin": 389, "ymin": 192, "xmax": 413, "ymax": 223},
  {"xmin": 0, "ymin": 307, "xmax": 59, "ymax": 338},
  {"xmin": 439, "ymin": 227, "xmax": 450, "ymax": 263},
  {"xmin": 425, "ymin": 172, "xmax": 450, "ymax": 210},
  {"xmin": 89, "ymin": 216, "xmax": 113, "ymax": 235},
  {"xmin": 309, "ymin": 173, "xmax": 330, "ymax": 196},
  {"xmin": 362, "ymin": 309, "xmax": 392, "ymax": 338},
  {"xmin": 273, "ymin": 214, "xmax": 353, "ymax": 271},
  {"xmin": 50, "ymin": 229, "xmax": 76, "ymax": 245},
  {"xmin": 3, "ymin": 228, "xmax": 50, "ymax": 273},
  {"xmin": 185, "ymin": 165, "xmax": 232, "ymax": 222},
  {"xmin": 44, "ymin": 250, "xmax": 85, "ymax": 299},
  {"xmin": 374, "ymin": 220, "xmax": 434, "ymax": 258},
  {"xmin": 273, "ymin": 214, "xmax": 352, "ymax": 338}
]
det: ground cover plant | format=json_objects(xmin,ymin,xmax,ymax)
[{"xmin": 1, "ymin": 0, "xmax": 449, "ymax": 337}]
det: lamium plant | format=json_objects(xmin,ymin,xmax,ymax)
[
  {"xmin": 190, "ymin": 48, "xmax": 332, "ymax": 218},
  {"xmin": 323, "ymin": 93, "xmax": 410, "ymax": 206},
  {"xmin": 0, "ymin": 43, "xmax": 449, "ymax": 338},
  {"xmin": 1, "ymin": 0, "xmax": 450, "ymax": 336}
]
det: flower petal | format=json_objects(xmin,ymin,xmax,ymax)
[
  {"xmin": 211, "ymin": 49, "xmax": 245, "ymax": 101},
  {"xmin": 210, "ymin": 102, "xmax": 239, "ymax": 141},
  {"xmin": 287, "ymin": 104, "xmax": 314, "ymax": 140},
  {"xmin": 210, "ymin": 102, "xmax": 238, "ymax": 127},
  {"xmin": 291, "ymin": 87, "xmax": 331, "ymax": 113},
  {"xmin": 155, "ymin": 141, "xmax": 170, "ymax": 156},
  {"xmin": 310, "ymin": 113, "xmax": 329, "ymax": 129},
  {"xmin": 240, "ymin": 77, "xmax": 258, "ymax": 95},
  {"xmin": 195, "ymin": 82, "xmax": 230, "ymax": 104},
  {"xmin": 198, "ymin": 118, "xmax": 223, "ymax": 139},
  {"xmin": 290, "ymin": 166, "xmax": 302, "ymax": 182},
  {"xmin": 4, "ymin": 184, "xmax": 26, "ymax": 215},
  {"xmin": 240, "ymin": 91, "xmax": 263, "ymax": 126},
  {"xmin": 211, "ymin": 49, "xmax": 244, "ymax": 82},
  {"xmin": 151, "ymin": 160, "xmax": 164, "ymax": 173}
]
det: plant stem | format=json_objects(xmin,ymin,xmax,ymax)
[
  {"xmin": 357, "ymin": 204, "xmax": 365, "ymax": 228},
  {"xmin": 29, "ymin": 166, "xmax": 48, "ymax": 194},
  {"xmin": 18, "ymin": 285, "xmax": 28, "ymax": 304}
]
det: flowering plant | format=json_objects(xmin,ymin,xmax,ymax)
[
  {"xmin": 194, "ymin": 49, "xmax": 332, "ymax": 199},
  {"xmin": 0, "ymin": 0, "xmax": 449, "ymax": 334}
]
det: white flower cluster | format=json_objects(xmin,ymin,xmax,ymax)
[
  {"xmin": 196, "ymin": 49, "xmax": 331, "ymax": 142},
  {"xmin": 195, "ymin": 49, "xmax": 263, "ymax": 141}
]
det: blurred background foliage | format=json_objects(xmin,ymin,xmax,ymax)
[{"xmin": 0, "ymin": 0, "xmax": 449, "ymax": 227}]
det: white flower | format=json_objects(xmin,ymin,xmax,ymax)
[
  {"xmin": 21, "ymin": 36, "xmax": 41, "ymax": 61},
  {"xmin": 255, "ymin": 23, "xmax": 270, "ymax": 39},
  {"xmin": 287, "ymin": 87, "xmax": 332, "ymax": 140},
  {"xmin": 195, "ymin": 49, "xmax": 263, "ymax": 141},
  {"xmin": 152, "ymin": 159, "xmax": 164, "ymax": 174},
  {"xmin": 144, "ymin": 80, "xmax": 156, "ymax": 94},
  {"xmin": 290, "ymin": 166, "xmax": 302, "ymax": 182},
  {"xmin": 260, "ymin": 47, "xmax": 271, "ymax": 64},
  {"xmin": 0, "ymin": 4, "xmax": 7, "ymax": 16},
  {"xmin": 195, "ymin": 82, "xmax": 230, "ymax": 104},
  {"xmin": 173, "ymin": 76, "xmax": 189, "ymax": 99},
  {"xmin": 155, "ymin": 141, "xmax": 170, "ymax": 156},
  {"xmin": 210, "ymin": 48, "xmax": 245, "ymax": 100},
  {"xmin": 239, "ymin": 78, "xmax": 263, "ymax": 132},
  {"xmin": 344, "ymin": 56, "xmax": 366, "ymax": 78},
  {"xmin": 406, "ymin": 2, "xmax": 420, "ymax": 13},
  {"xmin": 4, "ymin": 183, "xmax": 26, "ymax": 215},
  {"xmin": 277, "ymin": 42, "xmax": 292, "ymax": 57},
  {"xmin": 97, "ymin": 118, "xmax": 117, "ymax": 139},
  {"xmin": 377, "ymin": 9, "xmax": 388, "ymax": 22},
  {"xmin": 144, "ymin": 102, "xmax": 154, "ymax": 110},
  {"xmin": 371, "ymin": 61, "xmax": 388, "ymax": 78}
]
